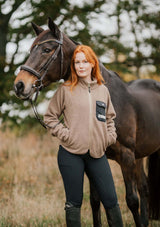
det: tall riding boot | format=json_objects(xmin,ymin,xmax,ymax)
[
  {"xmin": 106, "ymin": 204, "xmax": 123, "ymax": 227},
  {"xmin": 65, "ymin": 202, "xmax": 81, "ymax": 227}
]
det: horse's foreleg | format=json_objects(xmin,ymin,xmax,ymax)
[
  {"xmin": 89, "ymin": 180, "xmax": 102, "ymax": 227},
  {"xmin": 135, "ymin": 159, "xmax": 149, "ymax": 227},
  {"xmin": 120, "ymin": 147, "xmax": 142, "ymax": 227}
]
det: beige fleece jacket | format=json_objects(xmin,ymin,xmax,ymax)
[{"xmin": 44, "ymin": 79, "xmax": 117, "ymax": 158}]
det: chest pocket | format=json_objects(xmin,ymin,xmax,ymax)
[{"xmin": 96, "ymin": 101, "xmax": 106, "ymax": 122}]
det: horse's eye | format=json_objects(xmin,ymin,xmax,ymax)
[{"xmin": 43, "ymin": 48, "xmax": 51, "ymax": 53}]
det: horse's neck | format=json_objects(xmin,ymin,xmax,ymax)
[
  {"xmin": 101, "ymin": 63, "xmax": 132, "ymax": 107},
  {"xmin": 62, "ymin": 37, "xmax": 77, "ymax": 81},
  {"xmin": 101, "ymin": 63, "xmax": 127, "ymax": 91}
]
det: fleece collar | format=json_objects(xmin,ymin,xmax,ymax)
[{"xmin": 78, "ymin": 78, "xmax": 99, "ymax": 90}]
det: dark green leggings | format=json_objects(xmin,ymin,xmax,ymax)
[{"xmin": 58, "ymin": 145, "xmax": 118, "ymax": 209}]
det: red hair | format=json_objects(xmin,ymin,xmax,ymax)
[{"xmin": 64, "ymin": 45, "xmax": 104, "ymax": 90}]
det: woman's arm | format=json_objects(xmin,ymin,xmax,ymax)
[
  {"xmin": 106, "ymin": 91, "xmax": 117, "ymax": 146},
  {"xmin": 44, "ymin": 85, "xmax": 69, "ymax": 142}
]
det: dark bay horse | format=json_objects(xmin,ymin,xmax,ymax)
[{"xmin": 14, "ymin": 18, "xmax": 160, "ymax": 227}]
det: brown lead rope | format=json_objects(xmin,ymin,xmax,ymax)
[{"xmin": 30, "ymin": 98, "xmax": 63, "ymax": 129}]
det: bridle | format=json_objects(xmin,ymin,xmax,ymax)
[
  {"xmin": 21, "ymin": 31, "xmax": 64, "ymax": 91},
  {"xmin": 20, "ymin": 31, "xmax": 64, "ymax": 129}
]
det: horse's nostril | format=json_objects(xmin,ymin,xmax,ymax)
[{"xmin": 14, "ymin": 81, "xmax": 25, "ymax": 95}]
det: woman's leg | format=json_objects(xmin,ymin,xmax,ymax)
[
  {"xmin": 57, "ymin": 146, "xmax": 85, "ymax": 227},
  {"xmin": 84, "ymin": 153, "xmax": 123, "ymax": 227}
]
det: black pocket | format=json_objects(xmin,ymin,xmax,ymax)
[{"xmin": 96, "ymin": 101, "xmax": 106, "ymax": 122}]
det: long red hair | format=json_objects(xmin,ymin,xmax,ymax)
[{"xmin": 64, "ymin": 45, "xmax": 104, "ymax": 90}]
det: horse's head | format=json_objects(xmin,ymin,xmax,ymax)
[{"xmin": 14, "ymin": 18, "xmax": 76, "ymax": 100}]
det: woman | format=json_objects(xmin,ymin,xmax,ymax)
[{"xmin": 44, "ymin": 45, "xmax": 123, "ymax": 227}]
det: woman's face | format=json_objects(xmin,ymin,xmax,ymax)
[{"xmin": 74, "ymin": 52, "xmax": 93, "ymax": 82}]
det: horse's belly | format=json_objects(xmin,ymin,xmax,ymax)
[
  {"xmin": 135, "ymin": 136, "xmax": 160, "ymax": 159},
  {"xmin": 135, "ymin": 108, "xmax": 160, "ymax": 158}
]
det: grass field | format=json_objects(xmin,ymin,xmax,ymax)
[{"xmin": 0, "ymin": 129, "xmax": 159, "ymax": 226}]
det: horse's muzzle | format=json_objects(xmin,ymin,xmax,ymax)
[
  {"xmin": 14, "ymin": 80, "xmax": 34, "ymax": 100},
  {"xmin": 14, "ymin": 81, "xmax": 24, "ymax": 95}
]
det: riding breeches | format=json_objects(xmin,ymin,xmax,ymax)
[{"xmin": 57, "ymin": 145, "xmax": 118, "ymax": 209}]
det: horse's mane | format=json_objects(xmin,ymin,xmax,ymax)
[{"xmin": 69, "ymin": 37, "xmax": 80, "ymax": 45}]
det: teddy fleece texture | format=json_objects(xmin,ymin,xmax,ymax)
[{"xmin": 44, "ymin": 79, "xmax": 117, "ymax": 158}]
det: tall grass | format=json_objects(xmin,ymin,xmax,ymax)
[{"xmin": 0, "ymin": 129, "xmax": 159, "ymax": 226}]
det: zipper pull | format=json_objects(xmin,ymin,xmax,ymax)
[{"xmin": 88, "ymin": 84, "xmax": 91, "ymax": 93}]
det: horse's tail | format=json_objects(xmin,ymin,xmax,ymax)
[{"xmin": 148, "ymin": 150, "xmax": 160, "ymax": 220}]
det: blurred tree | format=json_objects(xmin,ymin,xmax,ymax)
[
  {"xmin": 0, "ymin": 0, "xmax": 25, "ymax": 123},
  {"xmin": 98, "ymin": 0, "xmax": 160, "ymax": 79},
  {"xmin": 0, "ymin": 0, "xmax": 159, "ymax": 127},
  {"xmin": 139, "ymin": 6, "xmax": 160, "ymax": 74}
]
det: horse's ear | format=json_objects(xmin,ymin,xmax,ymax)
[
  {"xmin": 31, "ymin": 22, "xmax": 44, "ymax": 36},
  {"xmin": 48, "ymin": 17, "xmax": 61, "ymax": 39}
]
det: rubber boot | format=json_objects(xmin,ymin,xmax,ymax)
[
  {"xmin": 106, "ymin": 204, "xmax": 123, "ymax": 227},
  {"xmin": 65, "ymin": 202, "xmax": 81, "ymax": 227}
]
